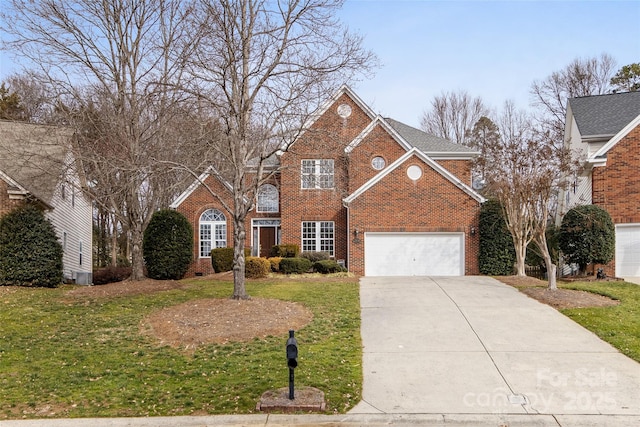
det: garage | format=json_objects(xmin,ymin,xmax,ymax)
[
  {"xmin": 364, "ymin": 232, "xmax": 464, "ymax": 276},
  {"xmin": 616, "ymin": 224, "xmax": 640, "ymax": 277}
]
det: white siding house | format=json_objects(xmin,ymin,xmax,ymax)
[{"xmin": 0, "ymin": 120, "xmax": 93, "ymax": 284}]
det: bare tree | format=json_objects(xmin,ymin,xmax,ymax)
[
  {"xmin": 420, "ymin": 90, "xmax": 490, "ymax": 145},
  {"xmin": 1, "ymin": 0, "xmax": 202, "ymax": 280},
  {"xmin": 2, "ymin": 72, "xmax": 56, "ymax": 123},
  {"xmin": 530, "ymin": 53, "xmax": 617, "ymax": 145},
  {"xmin": 479, "ymin": 102, "xmax": 578, "ymax": 289},
  {"xmin": 183, "ymin": 0, "xmax": 376, "ymax": 299}
]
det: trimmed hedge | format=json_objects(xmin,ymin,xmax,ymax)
[
  {"xmin": 300, "ymin": 251, "xmax": 330, "ymax": 262},
  {"xmin": 268, "ymin": 257, "xmax": 283, "ymax": 272},
  {"xmin": 313, "ymin": 259, "xmax": 346, "ymax": 274},
  {"xmin": 479, "ymin": 199, "xmax": 515, "ymax": 275},
  {"xmin": 270, "ymin": 244, "xmax": 299, "ymax": 258},
  {"xmin": 279, "ymin": 257, "xmax": 312, "ymax": 274},
  {"xmin": 143, "ymin": 209, "xmax": 193, "ymax": 280},
  {"xmin": 0, "ymin": 204, "xmax": 63, "ymax": 287},
  {"xmin": 245, "ymin": 257, "xmax": 271, "ymax": 278}
]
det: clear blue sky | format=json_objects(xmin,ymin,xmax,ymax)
[
  {"xmin": 338, "ymin": 0, "xmax": 640, "ymax": 127},
  {"xmin": 1, "ymin": 0, "xmax": 638, "ymax": 128}
]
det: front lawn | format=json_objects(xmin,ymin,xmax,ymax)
[
  {"xmin": 0, "ymin": 277, "xmax": 362, "ymax": 419},
  {"xmin": 560, "ymin": 280, "xmax": 640, "ymax": 363}
]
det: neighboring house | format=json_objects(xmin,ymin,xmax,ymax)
[
  {"xmin": 0, "ymin": 120, "xmax": 93, "ymax": 284},
  {"xmin": 558, "ymin": 91, "xmax": 640, "ymax": 277},
  {"xmin": 171, "ymin": 86, "xmax": 486, "ymax": 277}
]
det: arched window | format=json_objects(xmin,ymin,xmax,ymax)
[
  {"xmin": 200, "ymin": 209, "xmax": 226, "ymax": 257},
  {"xmin": 257, "ymin": 184, "xmax": 279, "ymax": 213}
]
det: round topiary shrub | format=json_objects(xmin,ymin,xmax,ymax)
[
  {"xmin": 479, "ymin": 199, "xmax": 515, "ymax": 275},
  {"xmin": 143, "ymin": 209, "xmax": 193, "ymax": 280},
  {"xmin": 0, "ymin": 204, "xmax": 63, "ymax": 287},
  {"xmin": 559, "ymin": 205, "xmax": 615, "ymax": 274},
  {"xmin": 245, "ymin": 257, "xmax": 271, "ymax": 278}
]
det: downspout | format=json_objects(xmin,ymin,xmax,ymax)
[{"xmin": 343, "ymin": 200, "xmax": 350, "ymax": 273}]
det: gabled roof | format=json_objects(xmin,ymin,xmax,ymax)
[
  {"xmin": 287, "ymin": 85, "xmax": 377, "ymax": 150},
  {"xmin": 589, "ymin": 113, "xmax": 640, "ymax": 164},
  {"xmin": 345, "ymin": 116, "xmax": 478, "ymax": 159},
  {"xmin": 169, "ymin": 166, "xmax": 235, "ymax": 209},
  {"xmin": 569, "ymin": 91, "xmax": 640, "ymax": 138},
  {"xmin": 343, "ymin": 147, "xmax": 486, "ymax": 206},
  {"xmin": 384, "ymin": 118, "xmax": 478, "ymax": 156},
  {"xmin": 0, "ymin": 120, "xmax": 71, "ymax": 205},
  {"xmin": 344, "ymin": 116, "xmax": 413, "ymax": 153}
]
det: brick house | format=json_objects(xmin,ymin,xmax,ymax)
[
  {"xmin": 171, "ymin": 86, "xmax": 486, "ymax": 277},
  {"xmin": 558, "ymin": 91, "xmax": 640, "ymax": 278},
  {"xmin": 0, "ymin": 120, "xmax": 93, "ymax": 284}
]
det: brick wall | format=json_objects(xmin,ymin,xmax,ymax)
[
  {"xmin": 592, "ymin": 124, "xmax": 640, "ymax": 276},
  {"xmin": 178, "ymin": 89, "xmax": 481, "ymax": 277},
  {"xmin": 0, "ymin": 179, "xmax": 26, "ymax": 216},
  {"xmin": 347, "ymin": 156, "xmax": 481, "ymax": 276},
  {"xmin": 280, "ymin": 94, "xmax": 373, "ymax": 263}
]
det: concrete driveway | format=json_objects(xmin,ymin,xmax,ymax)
[{"xmin": 350, "ymin": 276, "xmax": 640, "ymax": 423}]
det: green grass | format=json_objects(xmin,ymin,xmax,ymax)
[
  {"xmin": 0, "ymin": 277, "xmax": 362, "ymax": 419},
  {"xmin": 558, "ymin": 280, "xmax": 640, "ymax": 363}
]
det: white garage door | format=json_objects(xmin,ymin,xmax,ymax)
[
  {"xmin": 616, "ymin": 224, "xmax": 640, "ymax": 277},
  {"xmin": 364, "ymin": 232, "xmax": 464, "ymax": 276}
]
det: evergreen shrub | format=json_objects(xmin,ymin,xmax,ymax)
[
  {"xmin": 279, "ymin": 257, "xmax": 312, "ymax": 274},
  {"xmin": 143, "ymin": 209, "xmax": 193, "ymax": 280},
  {"xmin": 559, "ymin": 205, "xmax": 615, "ymax": 274},
  {"xmin": 270, "ymin": 244, "xmax": 299, "ymax": 258},
  {"xmin": 313, "ymin": 259, "xmax": 346, "ymax": 274},
  {"xmin": 245, "ymin": 257, "xmax": 271, "ymax": 278},
  {"xmin": 211, "ymin": 247, "xmax": 235, "ymax": 273},
  {"xmin": 268, "ymin": 257, "xmax": 283, "ymax": 272},
  {"xmin": 0, "ymin": 205, "xmax": 63, "ymax": 287},
  {"xmin": 479, "ymin": 199, "xmax": 516, "ymax": 275},
  {"xmin": 300, "ymin": 251, "xmax": 330, "ymax": 262}
]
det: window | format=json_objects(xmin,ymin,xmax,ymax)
[
  {"xmin": 257, "ymin": 184, "xmax": 279, "ymax": 212},
  {"xmin": 200, "ymin": 209, "xmax": 227, "ymax": 257},
  {"xmin": 302, "ymin": 221, "xmax": 334, "ymax": 255},
  {"xmin": 371, "ymin": 156, "xmax": 386, "ymax": 170},
  {"xmin": 301, "ymin": 159, "xmax": 334, "ymax": 189},
  {"xmin": 79, "ymin": 241, "xmax": 83, "ymax": 266}
]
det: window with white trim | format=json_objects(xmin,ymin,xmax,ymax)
[
  {"xmin": 200, "ymin": 209, "xmax": 227, "ymax": 257},
  {"xmin": 301, "ymin": 159, "xmax": 334, "ymax": 189},
  {"xmin": 301, "ymin": 221, "xmax": 334, "ymax": 255},
  {"xmin": 256, "ymin": 184, "xmax": 279, "ymax": 212}
]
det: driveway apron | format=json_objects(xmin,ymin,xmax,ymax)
[{"xmin": 349, "ymin": 276, "xmax": 640, "ymax": 416}]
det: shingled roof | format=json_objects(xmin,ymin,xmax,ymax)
[
  {"xmin": 568, "ymin": 91, "xmax": 640, "ymax": 138},
  {"xmin": 384, "ymin": 118, "xmax": 478, "ymax": 155},
  {"xmin": 0, "ymin": 120, "xmax": 72, "ymax": 205}
]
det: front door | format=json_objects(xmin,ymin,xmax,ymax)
[{"xmin": 259, "ymin": 227, "xmax": 276, "ymax": 258}]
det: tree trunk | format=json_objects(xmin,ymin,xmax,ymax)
[
  {"xmin": 232, "ymin": 214, "xmax": 248, "ymax": 300},
  {"xmin": 533, "ymin": 231, "xmax": 557, "ymax": 290},
  {"xmin": 514, "ymin": 238, "xmax": 527, "ymax": 276},
  {"xmin": 546, "ymin": 263, "xmax": 557, "ymax": 290},
  {"xmin": 130, "ymin": 223, "xmax": 145, "ymax": 281}
]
